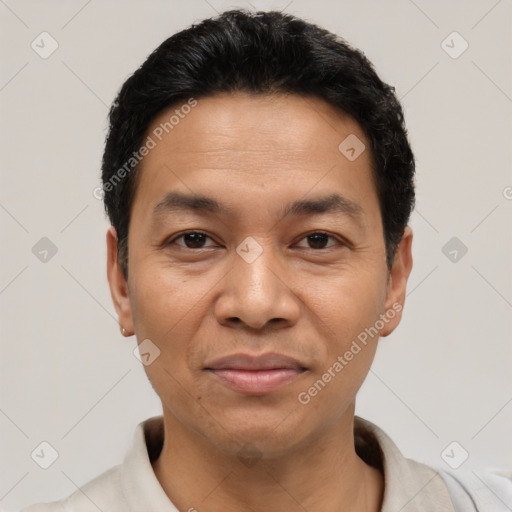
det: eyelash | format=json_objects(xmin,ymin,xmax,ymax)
[{"xmin": 166, "ymin": 230, "xmax": 344, "ymax": 250}]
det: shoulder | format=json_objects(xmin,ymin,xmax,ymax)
[
  {"xmin": 438, "ymin": 469, "xmax": 512, "ymax": 512},
  {"xmin": 20, "ymin": 464, "xmax": 128, "ymax": 512},
  {"xmin": 20, "ymin": 416, "xmax": 171, "ymax": 512},
  {"xmin": 354, "ymin": 416, "xmax": 512, "ymax": 511}
]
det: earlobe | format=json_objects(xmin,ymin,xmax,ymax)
[
  {"xmin": 106, "ymin": 226, "xmax": 135, "ymax": 335},
  {"xmin": 380, "ymin": 226, "xmax": 413, "ymax": 338}
]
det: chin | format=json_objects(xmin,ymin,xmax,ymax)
[{"xmin": 203, "ymin": 403, "xmax": 311, "ymax": 451}]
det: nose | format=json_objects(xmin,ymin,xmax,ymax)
[{"xmin": 214, "ymin": 242, "xmax": 301, "ymax": 331}]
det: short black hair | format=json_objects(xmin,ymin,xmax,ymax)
[{"xmin": 101, "ymin": 9, "xmax": 415, "ymax": 278}]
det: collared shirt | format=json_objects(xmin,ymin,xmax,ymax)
[{"xmin": 22, "ymin": 415, "xmax": 512, "ymax": 511}]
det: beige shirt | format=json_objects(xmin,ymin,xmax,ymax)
[{"xmin": 22, "ymin": 415, "xmax": 512, "ymax": 511}]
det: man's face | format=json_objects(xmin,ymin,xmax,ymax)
[{"xmin": 108, "ymin": 92, "xmax": 411, "ymax": 457}]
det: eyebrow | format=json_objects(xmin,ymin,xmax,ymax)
[
  {"xmin": 152, "ymin": 191, "xmax": 364, "ymax": 223},
  {"xmin": 153, "ymin": 192, "xmax": 227, "ymax": 216},
  {"xmin": 280, "ymin": 193, "xmax": 363, "ymax": 220}
]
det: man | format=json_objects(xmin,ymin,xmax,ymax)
[{"xmin": 24, "ymin": 9, "xmax": 512, "ymax": 512}]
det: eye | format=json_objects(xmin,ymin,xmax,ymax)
[
  {"xmin": 168, "ymin": 231, "xmax": 216, "ymax": 249},
  {"xmin": 166, "ymin": 231, "xmax": 343, "ymax": 250},
  {"xmin": 295, "ymin": 232, "xmax": 341, "ymax": 249}
]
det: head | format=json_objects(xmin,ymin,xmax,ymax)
[{"xmin": 104, "ymin": 10, "xmax": 414, "ymax": 457}]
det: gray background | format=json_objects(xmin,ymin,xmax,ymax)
[{"xmin": 1, "ymin": 0, "xmax": 511, "ymax": 509}]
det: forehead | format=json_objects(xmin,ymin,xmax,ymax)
[
  {"xmin": 131, "ymin": 92, "xmax": 377, "ymax": 219},
  {"xmin": 144, "ymin": 92, "xmax": 368, "ymax": 159}
]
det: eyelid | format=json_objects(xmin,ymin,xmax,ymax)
[
  {"xmin": 166, "ymin": 230, "xmax": 218, "ymax": 247},
  {"xmin": 293, "ymin": 231, "xmax": 345, "ymax": 249},
  {"xmin": 165, "ymin": 230, "xmax": 348, "ymax": 250}
]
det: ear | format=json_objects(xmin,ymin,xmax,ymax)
[
  {"xmin": 106, "ymin": 226, "xmax": 134, "ymax": 336},
  {"xmin": 380, "ymin": 226, "xmax": 413, "ymax": 337}
]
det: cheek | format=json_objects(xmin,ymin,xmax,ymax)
[
  {"xmin": 304, "ymin": 266, "xmax": 388, "ymax": 344},
  {"xmin": 129, "ymin": 265, "xmax": 208, "ymax": 390},
  {"xmin": 130, "ymin": 263, "xmax": 204, "ymax": 338},
  {"xmin": 297, "ymin": 267, "xmax": 387, "ymax": 400}
]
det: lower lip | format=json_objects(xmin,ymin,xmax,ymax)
[{"xmin": 207, "ymin": 368, "xmax": 305, "ymax": 394}]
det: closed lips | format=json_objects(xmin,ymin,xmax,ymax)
[
  {"xmin": 204, "ymin": 353, "xmax": 307, "ymax": 371},
  {"xmin": 204, "ymin": 353, "xmax": 308, "ymax": 394}
]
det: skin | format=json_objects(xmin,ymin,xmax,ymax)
[{"xmin": 107, "ymin": 92, "xmax": 413, "ymax": 511}]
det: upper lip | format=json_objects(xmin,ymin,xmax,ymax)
[{"xmin": 205, "ymin": 353, "xmax": 307, "ymax": 371}]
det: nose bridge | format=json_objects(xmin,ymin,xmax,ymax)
[
  {"xmin": 234, "ymin": 238, "xmax": 281, "ymax": 308},
  {"xmin": 215, "ymin": 237, "xmax": 299, "ymax": 329},
  {"xmin": 238, "ymin": 245, "xmax": 276, "ymax": 301}
]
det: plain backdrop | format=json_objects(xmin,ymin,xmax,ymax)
[{"xmin": 1, "ymin": 0, "xmax": 511, "ymax": 509}]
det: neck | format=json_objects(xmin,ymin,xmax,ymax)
[{"xmin": 152, "ymin": 406, "xmax": 384, "ymax": 512}]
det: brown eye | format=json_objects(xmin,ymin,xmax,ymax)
[
  {"xmin": 307, "ymin": 233, "xmax": 330, "ymax": 249},
  {"xmin": 296, "ymin": 232, "xmax": 339, "ymax": 249},
  {"xmin": 183, "ymin": 232, "xmax": 207, "ymax": 248},
  {"xmin": 170, "ymin": 231, "xmax": 214, "ymax": 249}
]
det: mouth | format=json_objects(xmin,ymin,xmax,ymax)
[{"xmin": 204, "ymin": 353, "xmax": 308, "ymax": 395}]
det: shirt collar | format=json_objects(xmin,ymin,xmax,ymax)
[
  {"xmin": 120, "ymin": 416, "xmax": 178, "ymax": 511},
  {"xmin": 354, "ymin": 416, "xmax": 455, "ymax": 511},
  {"xmin": 119, "ymin": 415, "xmax": 455, "ymax": 511}
]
